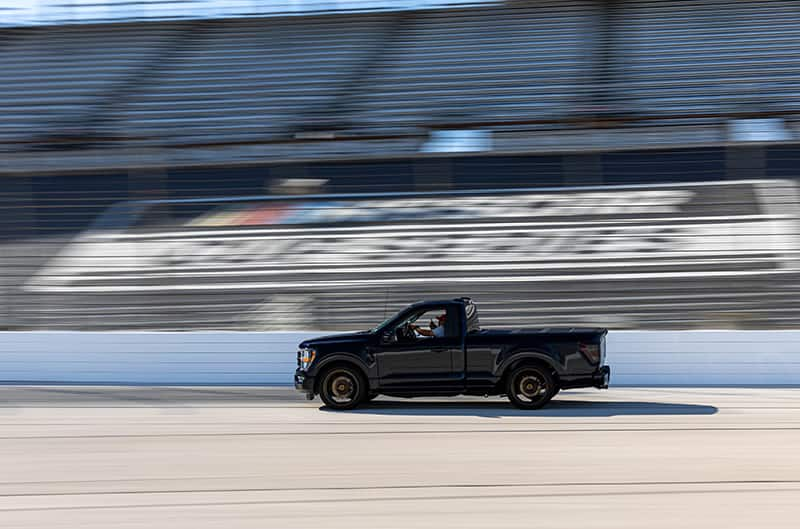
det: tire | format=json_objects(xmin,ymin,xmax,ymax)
[
  {"xmin": 506, "ymin": 365, "xmax": 557, "ymax": 409},
  {"xmin": 318, "ymin": 365, "xmax": 368, "ymax": 410}
]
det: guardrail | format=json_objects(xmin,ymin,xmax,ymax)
[{"xmin": 1, "ymin": 331, "xmax": 798, "ymax": 386}]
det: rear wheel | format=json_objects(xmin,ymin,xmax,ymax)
[
  {"xmin": 318, "ymin": 366, "xmax": 367, "ymax": 410},
  {"xmin": 506, "ymin": 365, "xmax": 557, "ymax": 409}
]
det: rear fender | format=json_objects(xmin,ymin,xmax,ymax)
[{"xmin": 496, "ymin": 350, "xmax": 562, "ymax": 381}]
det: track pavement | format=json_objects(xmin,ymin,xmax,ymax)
[{"xmin": 1, "ymin": 387, "xmax": 799, "ymax": 528}]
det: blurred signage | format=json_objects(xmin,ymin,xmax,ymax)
[
  {"xmin": 1, "ymin": 1, "xmax": 499, "ymax": 26},
  {"xmin": 728, "ymin": 118, "xmax": 792, "ymax": 142},
  {"xmin": 29, "ymin": 180, "xmax": 799, "ymax": 294},
  {"xmin": 421, "ymin": 130, "xmax": 493, "ymax": 153},
  {"xmin": 178, "ymin": 188, "xmax": 692, "ymax": 227}
]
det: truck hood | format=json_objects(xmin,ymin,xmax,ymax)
[{"xmin": 299, "ymin": 331, "xmax": 372, "ymax": 348}]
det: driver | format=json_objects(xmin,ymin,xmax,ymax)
[{"xmin": 412, "ymin": 313, "xmax": 447, "ymax": 338}]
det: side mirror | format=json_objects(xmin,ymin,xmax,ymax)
[{"xmin": 381, "ymin": 330, "xmax": 396, "ymax": 344}]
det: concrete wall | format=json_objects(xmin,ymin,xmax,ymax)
[
  {"xmin": 0, "ymin": 332, "xmax": 315, "ymax": 385},
  {"xmin": 608, "ymin": 331, "xmax": 800, "ymax": 385},
  {"xmin": 1, "ymin": 331, "xmax": 799, "ymax": 386}
]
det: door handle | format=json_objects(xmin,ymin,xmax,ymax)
[{"xmin": 431, "ymin": 347, "xmax": 449, "ymax": 353}]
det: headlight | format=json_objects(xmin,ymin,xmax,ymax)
[{"xmin": 299, "ymin": 348, "xmax": 316, "ymax": 370}]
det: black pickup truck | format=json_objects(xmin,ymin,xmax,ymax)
[{"xmin": 295, "ymin": 298, "xmax": 609, "ymax": 410}]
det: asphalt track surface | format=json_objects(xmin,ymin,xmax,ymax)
[{"xmin": 1, "ymin": 387, "xmax": 799, "ymax": 528}]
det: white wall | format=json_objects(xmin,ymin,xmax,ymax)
[
  {"xmin": 608, "ymin": 331, "xmax": 800, "ymax": 385},
  {"xmin": 1, "ymin": 331, "xmax": 799, "ymax": 386},
  {"xmin": 0, "ymin": 332, "xmax": 316, "ymax": 385}
]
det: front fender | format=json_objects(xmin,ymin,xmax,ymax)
[{"xmin": 312, "ymin": 353, "xmax": 372, "ymax": 378}]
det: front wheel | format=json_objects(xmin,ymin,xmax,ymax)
[
  {"xmin": 318, "ymin": 366, "xmax": 367, "ymax": 410},
  {"xmin": 506, "ymin": 365, "xmax": 557, "ymax": 409}
]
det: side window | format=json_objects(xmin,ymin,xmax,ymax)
[
  {"xmin": 408, "ymin": 307, "xmax": 457, "ymax": 339},
  {"xmin": 388, "ymin": 305, "xmax": 460, "ymax": 343}
]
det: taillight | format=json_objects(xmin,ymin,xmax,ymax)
[{"xmin": 578, "ymin": 342, "xmax": 601, "ymax": 364}]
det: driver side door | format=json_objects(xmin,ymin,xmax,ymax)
[{"xmin": 373, "ymin": 306, "xmax": 462, "ymax": 394}]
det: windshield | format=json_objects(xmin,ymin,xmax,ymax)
[
  {"xmin": 369, "ymin": 310, "xmax": 403, "ymax": 333},
  {"xmin": 369, "ymin": 306, "xmax": 445, "ymax": 333}
]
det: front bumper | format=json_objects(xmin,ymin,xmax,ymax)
[
  {"xmin": 294, "ymin": 370, "xmax": 316, "ymax": 399},
  {"xmin": 593, "ymin": 365, "xmax": 611, "ymax": 389}
]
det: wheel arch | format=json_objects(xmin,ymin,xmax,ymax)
[
  {"xmin": 497, "ymin": 352, "xmax": 561, "ymax": 392},
  {"xmin": 313, "ymin": 355, "xmax": 369, "ymax": 394}
]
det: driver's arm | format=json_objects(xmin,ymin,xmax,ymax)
[{"xmin": 411, "ymin": 324, "xmax": 434, "ymax": 337}]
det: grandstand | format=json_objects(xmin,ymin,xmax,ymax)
[
  {"xmin": 1, "ymin": 1, "xmax": 799, "ymax": 158},
  {"xmin": 2, "ymin": 0, "xmax": 800, "ymax": 331}
]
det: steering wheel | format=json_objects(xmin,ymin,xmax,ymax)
[{"xmin": 397, "ymin": 322, "xmax": 416, "ymax": 341}]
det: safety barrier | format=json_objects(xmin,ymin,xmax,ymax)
[{"xmin": 1, "ymin": 331, "xmax": 798, "ymax": 386}]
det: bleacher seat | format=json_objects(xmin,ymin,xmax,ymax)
[
  {"xmin": 616, "ymin": 0, "xmax": 800, "ymax": 115},
  {"xmin": 112, "ymin": 14, "xmax": 390, "ymax": 144},
  {"xmin": 350, "ymin": 1, "xmax": 596, "ymax": 131},
  {"xmin": 0, "ymin": 23, "xmax": 179, "ymax": 142},
  {"xmin": 0, "ymin": 1, "xmax": 799, "ymax": 148}
]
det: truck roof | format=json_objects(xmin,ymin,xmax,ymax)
[{"xmin": 408, "ymin": 297, "xmax": 473, "ymax": 308}]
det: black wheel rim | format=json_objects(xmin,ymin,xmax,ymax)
[
  {"xmin": 514, "ymin": 371, "xmax": 549, "ymax": 403},
  {"xmin": 328, "ymin": 372, "xmax": 357, "ymax": 404}
]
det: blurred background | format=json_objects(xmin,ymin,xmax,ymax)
[{"xmin": 2, "ymin": 0, "xmax": 800, "ymax": 332}]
